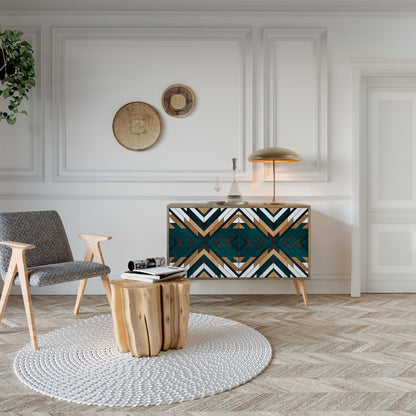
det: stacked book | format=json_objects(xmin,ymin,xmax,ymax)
[{"xmin": 121, "ymin": 266, "xmax": 186, "ymax": 283}]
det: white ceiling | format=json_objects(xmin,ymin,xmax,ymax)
[{"xmin": 2, "ymin": 0, "xmax": 416, "ymax": 12}]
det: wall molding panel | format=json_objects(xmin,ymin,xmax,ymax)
[
  {"xmin": 369, "ymin": 88, "xmax": 416, "ymax": 209},
  {"xmin": 263, "ymin": 28, "xmax": 327, "ymax": 182},
  {"xmin": 370, "ymin": 223, "xmax": 416, "ymax": 274},
  {"xmin": 0, "ymin": 27, "xmax": 42, "ymax": 181},
  {"xmin": 52, "ymin": 27, "xmax": 253, "ymax": 182}
]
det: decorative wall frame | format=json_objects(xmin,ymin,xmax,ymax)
[
  {"xmin": 52, "ymin": 27, "xmax": 252, "ymax": 182},
  {"xmin": 0, "ymin": 27, "xmax": 42, "ymax": 181},
  {"xmin": 263, "ymin": 28, "xmax": 327, "ymax": 182}
]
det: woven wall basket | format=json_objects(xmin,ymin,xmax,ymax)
[
  {"xmin": 162, "ymin": 84, "xmax": 195, "ymax": 117},
  {"xmin": 112, "ymin": 101, "xmax": 162, "ymax": 151}
]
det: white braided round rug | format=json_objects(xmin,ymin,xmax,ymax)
[{"xmin": 14, "ymin": 313, "xmax": 272, "ymax": 407}]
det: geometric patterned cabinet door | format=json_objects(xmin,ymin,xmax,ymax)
[{"xmin": 168, "ymin": 204, "xmax": 310, "ymax": 280}]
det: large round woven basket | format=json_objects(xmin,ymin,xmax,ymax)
[{"xmin": 112, "ymin": 101, "xmax": 162, "ymax": 151}]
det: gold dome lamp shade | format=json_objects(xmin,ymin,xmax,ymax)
[{"xmin": 248, "ymin": 147, "xmax": 301, "ymax": 204}]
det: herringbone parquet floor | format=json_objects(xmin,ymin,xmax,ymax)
[{"xmin": 2, "ymin": 293, "xmax": 416, "ymax": 415}]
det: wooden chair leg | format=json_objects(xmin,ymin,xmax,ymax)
[
  {"xmin": 293, "ymin": 280, "xmax": 300, "ymax": 296},
  {"xmin": 85, "ymin": 237, "xmax": 112, "ymax": 306},
  {"xmin": 101, "ymin": 275, "xmax": 112, "ymax": 304},
  {"xmin": 298, "ymin": 280, "xmax": 309, "ymax": 306},
  {"xmin": 0, "ymin": 242, "xmax": 38, "ymax": 349},
  {"xmin": 74, "ymin": 275, "xmax": 111, "ymax": 315},
  {"xmin": 16, "ymin": 254, "xmax": 39, "ymax": 350},
  {"xmin": 19, "ymin": 275, "xmax": 39, "ymax": 350},
  {"xmin": 74, "ymin": 279, "xmax": 88, "ymax": 315},
  {"xmin": 74, "ymin": 234, "xmax": 112, "ymax": 314},
  {"xmin": 0, "ymin": 258, "xmax": 17, "ymax": 323}
]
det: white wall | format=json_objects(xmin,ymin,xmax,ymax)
[{"xmin": 2, "ymin": 6, "xmax": 413, "ymax": 295}]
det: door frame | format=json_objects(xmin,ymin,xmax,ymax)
[{"xmin": 350, "ymin": 59, "xmax": 416, "ymax": 297}]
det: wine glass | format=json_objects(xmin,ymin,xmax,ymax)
[{"xmin": 214, "ymin": 176, "xmax": 222, "ymax": 202}]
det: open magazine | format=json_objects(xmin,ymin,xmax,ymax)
[
  {"xmin": 127, "ymin": 266, "xmax": 186, "ymax": 277},
  {"xmin": 121, "ymin": 266, "xmax": 186, "ymax": 283}
]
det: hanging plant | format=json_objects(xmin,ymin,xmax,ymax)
[{"xmin": 0, "ymin": 30, "xmax": 36, "ymax": 125}]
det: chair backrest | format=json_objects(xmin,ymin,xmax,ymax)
[{"xmin": 0, "ymin": 210, "xmax": 74, "ymax": 280}]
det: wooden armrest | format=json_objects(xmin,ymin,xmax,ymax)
[
  {"xmin": 78, "ymin": 234, "xmax": 112, "ymax": 243},
  {"xmin": 78, "ymin": 234, "xmax": 111, "ymax": 268},
  {"xmin": 0, "ymin": 241, "xmax": 35, "ymax": 251}
]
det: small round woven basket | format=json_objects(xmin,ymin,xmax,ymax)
[{"xmin": 162, "ymin": 84, "xmax": 195, "ymax": 117}]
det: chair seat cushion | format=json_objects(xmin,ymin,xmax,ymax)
[{"xmin": 14, "ymin": 261, "xmax": 111, "ymax": 287}]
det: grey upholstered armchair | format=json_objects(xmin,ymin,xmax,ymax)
[{"xmin": 0, "ymin": 210, "xmax": 112, "ymax": 350}]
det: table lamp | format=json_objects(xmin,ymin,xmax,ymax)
[{"xmin": 248, "ymin": 147, "xmax": 301, "ymax": 204}]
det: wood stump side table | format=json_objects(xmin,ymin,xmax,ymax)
[{"xmin": 110, "ymin": 278, "xmax": 190, "ymax": 358}]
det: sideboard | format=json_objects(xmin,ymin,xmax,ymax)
[{"xmin": 167, "ymin": 203, "xmax": 310, "ymax": 305}]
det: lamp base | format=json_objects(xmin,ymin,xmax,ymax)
[{"xmin": 263, "ymin": 201, "xmax": 287, "ymax": 205}]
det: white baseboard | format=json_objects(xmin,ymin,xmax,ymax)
[
  {"xmin": 3, "ymin": 274, "xmax": 351, "ymax": 296},
  {"xmin": 366, "ymin": 280, "xmax": 416, "ymax": 293}
]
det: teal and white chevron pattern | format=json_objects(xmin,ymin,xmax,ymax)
[{"xmin": 168, "ymin": 206, "xmax": 309, "ymax": 278}]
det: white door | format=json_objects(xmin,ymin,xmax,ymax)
[{"xmin": 366, "ymin": 77, "xmax": 416, "ymax": 292}]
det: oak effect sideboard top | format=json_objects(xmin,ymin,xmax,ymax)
[{"xmin": 167, "ymin": 203, "xmax": 310, "ymax": 279}]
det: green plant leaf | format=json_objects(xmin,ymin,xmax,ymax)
[{"xmin": 0, "ymin": 29, "xmax": 35, "ymax": 124}]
